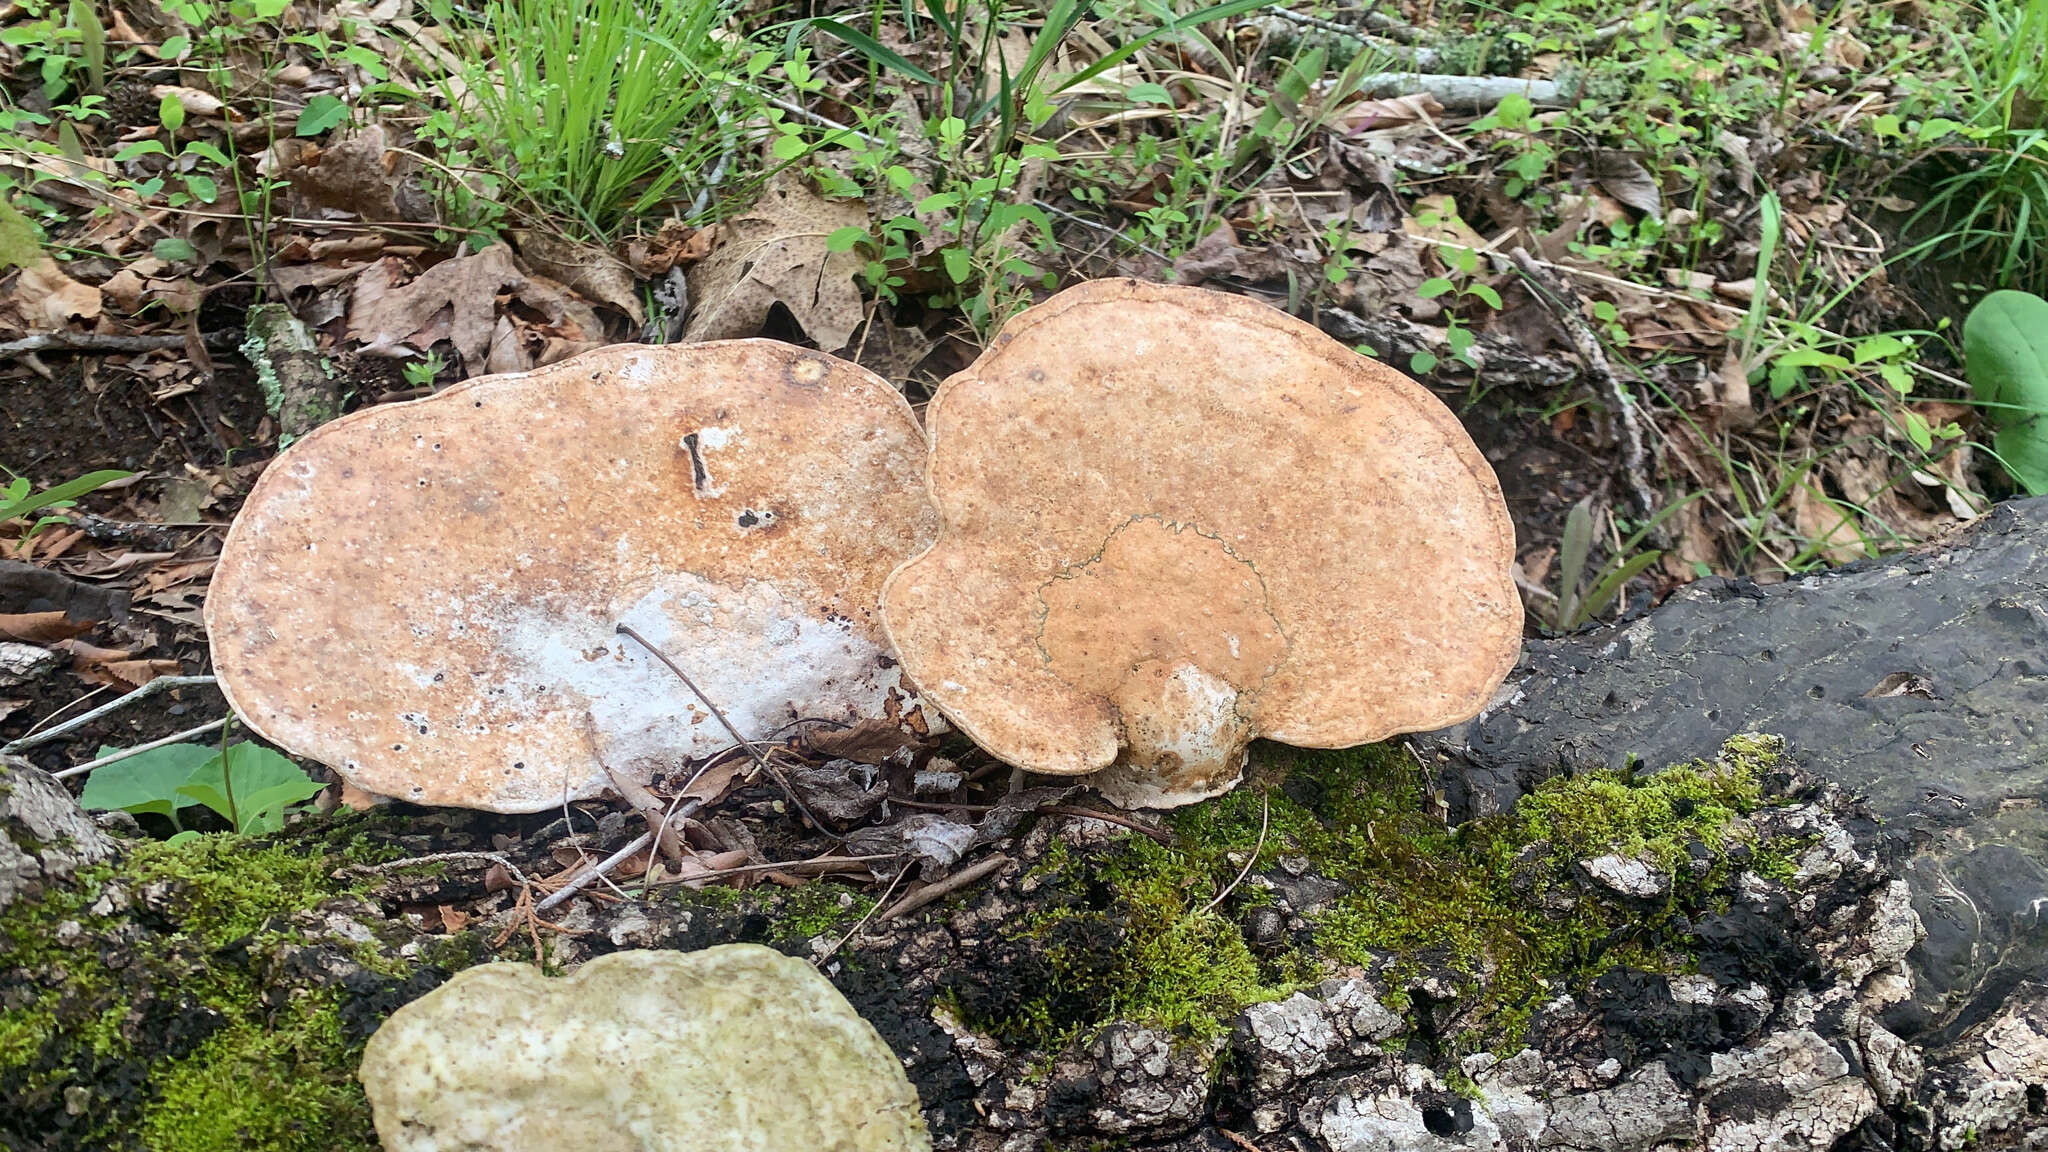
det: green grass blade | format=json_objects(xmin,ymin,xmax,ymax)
[{"xmin": 807, "ymin": 17, "xmax": 938, "ymax": 83}]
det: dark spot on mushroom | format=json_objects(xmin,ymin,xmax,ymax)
[
  {"xmin": 1809, "ymin": 685, "xmax": 1826, "ymax": 699},
  {"xmin": 513, "ymin": 762, "xmax": 524, "ymax": 770},
  {"xmin": 391, "ymin": 743, "xmax": 405, "ymax": 752},
  {"xmin": 681, "ymin": 432, "xmax": 713, "ymax": 496},
  {"xmin": 736, "ymin": 508, "xmax": 777, "ymax": 529}
]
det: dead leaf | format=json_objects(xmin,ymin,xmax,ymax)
[
  {"xmin": 152, "ymin": 85, "xmax": 224, "ymax": 118},
  {"xmin": 1788, "ymin": 480, "xmax": 1866, "ymax": 565},
  {"xmin": 1337, "ymin": 92, "xmax": 1443, "ymax": 134},
  {"xmin": 852, "ymin": 318, "xmax": 936, "ymax": 383},
  {"xmin": 13, "ymin": 258, "xmax": 103, "ymax": 328},
  {"xmin": 58, "ymin": 637, "xmax": 179, "ymax": 688},
  {"xmin": 684, "ymin": 173, "xmax": 867, "ymax": 352},
  {"xmin": 677, "ymin": 755, "xmax": 746, "ymax": 805},
  {"xmin": 0, "ymin": 611, "xmax": 93, "ymax": 644},
  {"xmin": 347, "ymin": 243, "xmax": 602, "ymax": 375},
  {"xmin": 515, "ymin": 230, "xmax": 645, "ymax": 324},
  {"xmin": 286, "ymin": 125, "xmax": 402, "ymax": 220},
  {"xmin": 1592, "ymin": 151, "xmax": 1663, "ymax": 221},
  {"xmin": 665, "ymin": 848, "xmax": 753, "ymax": 890},
  {"xmin": 1171, "ymin": 224, "xmax": 1287, "ymax": 287},
  {"xmin": 625, "ymin": 219, "xmax": 716, "ymax": 277},
  {"xmin": 800, "ymin": 717, "xmax": 927, "ymax": 765},
  {"xmin": 436, "ymin": 904, "xmax": 469, "ymax": 932}
]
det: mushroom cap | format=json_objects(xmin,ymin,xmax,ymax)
[
  {"xmin": 881, "ymin": 280, "xmax": 1519, "ymax": 808},
  {"xmin": 206, "ymin": 341, "xmax": 938, "ymax": 812},
  {"xmin": 359, "ymin": 945, "xmax": 931, "ymax": 1151}
]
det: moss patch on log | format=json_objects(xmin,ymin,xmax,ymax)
[
  {"xmin": 949, "ymin": 734, "xmax": 1795, "ymax": 1054},
  {"xmin": 0, "ymin": 823, "xmax": 412, "ymax": 1151}
]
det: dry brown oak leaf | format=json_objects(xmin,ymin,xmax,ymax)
[
  {"xmin": 347, "ymin": 242, "xmax": 603, "ymax": 375},
  {"xmin": 882, "ymin": 279, "xmax": 1521, "ymax": 809},
  {"xmin": 684, "ymin": 173, "xmax": 867, "ymax": 353}
]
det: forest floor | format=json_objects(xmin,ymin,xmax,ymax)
[{"xmin": 1, "ymin": 3, "xmax": 2045, "ymax": 1142}]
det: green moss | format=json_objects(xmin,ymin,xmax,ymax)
[
  {"xmin": 137, "ymin": 1004, "xmax": 373, "ymax": 1152},
  {"xmin": 957, "ymin": 735, "xmax": 1791, "ymax": 1056},
  {"xmin": 0, "ymin": 814, "xmax": 420, "ymax": 1150}
]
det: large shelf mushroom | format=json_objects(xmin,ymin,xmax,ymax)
[
  {"xmin": 882, "ymin": 279, "xmax": 1520, "ymax": 808},
  {"xmin": 206, "ymin": 342, "xmax": 939, "ymax": 812}
]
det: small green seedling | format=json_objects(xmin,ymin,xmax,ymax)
[
  {"xmin": 78, "ymin": 738, "xmax": 324, "ymax": 840},
  {"xmin": 1, "ymin": 466, "xmax": 132, "ymax": 542},
  {"xmin": 1963, "ymin": 289, "xmax": 2048, "ymax": 494}
]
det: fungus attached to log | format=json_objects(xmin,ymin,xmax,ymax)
[
  {"xmin": 358, "ymin": 945, "xmax": 932, "ymax": 1151},
  {"xmin": 882, "ymin": 279, "xmax": 1519, "ymax": 808},
  {"xmin": 207, "ymin": 341, "xmax": 939, "ymax": 812}
]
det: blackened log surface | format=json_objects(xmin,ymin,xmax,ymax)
[{"xmin": 1416, "ymin": 495, "xmax": 2048, "ymax": 1038}]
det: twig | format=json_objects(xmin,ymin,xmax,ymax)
[
  {"xmin": 815, "ymin": 863, "xmax": 911, "ymax": 967},
  {"xmin": 0, "ymin": 331, "xmax": 236, "ymax": 357},
  {"xmin": 50, "ymin": 717, "xmax": 229, "ymax": 779},
  {"xmin": 1512, "ymin": 248, "xmax": 1660, "ymax": 520},
  {"xmin": 879, "ymin": 853, "xmax": 1012, "ymax": 923},
  {"xmin": 337, "ymin": 850, "xmax": 533, "ymax": 888},
  {"xmin": 614, "ymin": 622, "xmax": 839, "ymax": 838},
  {"xmin": 533, "ymin": 830, "xmax": 653, "ymax": 914},
  {"xmin": 652, "ymin": 853, "xmax": 898, "ymax": 885},
  {"xmin": 1198, "ymin": 794, "xmax": 1268, "ymax": 916},
  {"xmin": 4, "ymin": 675, "xmax": 219, "ymax": 754},
  {"xmin": 1260, "ymin": 5, "xmax": 1439, "ymax": 68},
  {"xmin": 889, "ymin": 796, "xmax": 1175, "ymax": 845},
  {"xmin": 1033, "ymin": 199, "xmax": 1173, "ymax": 263}
]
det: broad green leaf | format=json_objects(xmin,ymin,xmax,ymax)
[
  {"xmin": 78, "ymin": 743, "xmax": 219, "ymax": 821},
  {"xmin": 1126, "ymin": 82, "xmax": 1173, "ymax": 105},
  {"xmin": 1963, "ymin": 290, "xmax": 2048, "ymax": 494},
  {"xmin": 295, "ymin": 94, "xmax": 348, "ymax": 137},
  {"xmin": 158, "ymin": 92, "xmax": 186, "ymax": 131},
  {"xmin": 70, "ymin": 0, "xmax": 104, "ymax": 92},
  {"xmin": 1417, "ymin": 278, "xmax": 1455, "ymax": 299},
  {"xmin": 825, "ymin": 226, "xmax": 869, "ymax": 253},
  {"xmin": 177, "ymin": 743, "xmax": 321, "ymax": 832},
  {"xmin": 112, "ymin": 140, "xmax": 169, "ymax": 162},
  {"xmin": 942, "ymin": 246, "xmax": 972, "ymax": 285},
  {"xmin": 153, "ymin": 237, "xmax": 198, "ymax": 262},
  {"xmin": 1903, "ymin": 410, "xmax": 1934, "ymax": 453}
]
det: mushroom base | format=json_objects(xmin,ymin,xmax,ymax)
[{"xmin": 1086, "ymin": 659, "xmax": 1254, "ymax": 809}]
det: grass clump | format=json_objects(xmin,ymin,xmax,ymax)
[
  {"xmin": 418, "ymin": 0, "xmax": 771, "ymax": 241},
  {"xmin": 954, "ymin": 735, "xmax": 1790, "ymax": 1055}
]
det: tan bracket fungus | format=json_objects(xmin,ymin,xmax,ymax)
[
  {"xmin": 881, "ymin": 280, "xmax": 1520, "ymax": 808},
  {"xmin": 358, "ymin": 945, "xmax": 931, "ymax": 1151},
  {"xmin": 206, "ymin": 341, "xmax": 939, "ymax": 812}
]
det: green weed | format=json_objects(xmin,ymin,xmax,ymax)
[{"xmin": 414, "ymin": 0, "xmax": 770, "ymax": 242}]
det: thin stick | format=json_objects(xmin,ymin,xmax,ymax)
[
  {"xmin": 815, "ymin": 863, "xmax": 911, "ymax": 967},
  {"xmin": 4, "ymin": 676, "xmax": 219, "ymax": 754},
  {"xmin": 338, "ymin": 850, "xmax": 533, "ymax": 888},
  {"xmin": 50, "ymin": 717, "xmax": 229, "ymax": 779},
  {"xmin": 879, "ymin": 853, "xmax": 1012, "ymax": 923},
  {"xmin": 533, "ymin": 830, "xmax": 654, "ymax": 914},
  {"xmin": 1512, "ymin": 249, "xmax": 1660, "ymax": 520},
  {"xmin": 0, "ymin": 331, "xmax": 231, "ymax": 357},
  {"xmin": 1198, "ymin": 794, "xmax": 1268, "ymax": 916},
  {"xmin": 614, "ymin": 623, "xmax": 838, "ymax": 837},
  {"xmin": 655, "ymin": 854, "xmax": 897, "ymax": 885}
]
